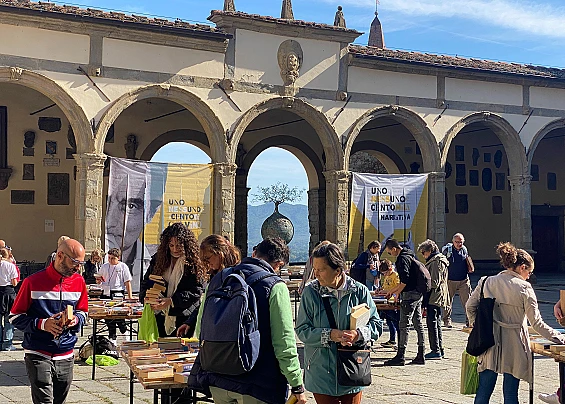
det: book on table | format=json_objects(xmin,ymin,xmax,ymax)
[
  {"xmin": 530, "ymin": 338, "xmax": 556, "ymax": 350},
  {"xmin": 128, "ymin": 348, "xmax": 161, "ymax": 357},
  {"xmin": 135, "ymin": 364, "xmax": 174, "ymax": 380},
  {"xmin": 173, "ymin": 362, "xmax": 195, "ymax": 373},
  {"xmin": 350, "ymin": 303, "xmax": 370, "ymax": 330},
  {"xmin": 129, "ymin": 355, "xmax": 168, "ymax": 366},
  {"xmin": 174, "ymin": 371, "xmax": 191, "ymax": 383},
  {"xmin": 550, "ymin": 344, "xmax": 565, "ymax": 354}
]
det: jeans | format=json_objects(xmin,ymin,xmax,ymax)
[
  {"xmin": 474, "ymin": 369, "xmax": 520, "ymax": 404},
  {"xmin": 426, "ymin": 304, "xmax": 443, "ymax": 352},
  {"xmin": 365, "ymin": 280, "xmax": 375, "ymax": 291},
  {"xmin": 24, "ymin": 354, "xmax": 74, "ymax": 404},
  {"xmin": 0, "ymin": 311, "xmax": 14, "ymax": 348},
  {"xmin": 379, "ymin": 310, "xmax": 399, "ymax": 342},
  {"xmin": 398, "ymin": 290, "xmax": 425, "ymax": 350}
]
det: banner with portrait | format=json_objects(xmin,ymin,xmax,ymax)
[
  {"xmin": 105, "ymin": 157, "xmax": 213, "ymax": 291},
  {"xmin": 348, "ymin": 173, "xmax": 428, "ymax": 260}
]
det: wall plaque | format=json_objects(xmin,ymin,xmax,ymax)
[
  {"xmin": 46, "ymin": 141, "xmax": 57, "ymax": 155},
  {"xmin": 47, "ymin": 173, "xmax": 69, "ymax": 205},
  {"xmin": 11, "ymin": 190, "xmax": 35, "ymax": 204},
  {"xmin": 43, "ymin": 158, "xmax": 60, "ymax": 167},
  {"xmin": 23, "ymin": 164, "xmax": 34, "ymax": 180},
  {"xmin": 23, "ymin": 147, "xmax": 34, "ymax": 156},
  {"xmin": 38, "ymin": 117, "xmax": 61, "ymax": 132}
]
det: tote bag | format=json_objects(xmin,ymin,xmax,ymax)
[{"xmin": 466, "ymin": 277, "xmax": 495, "ymax": 357}]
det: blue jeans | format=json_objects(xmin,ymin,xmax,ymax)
[
  {"xmin": 474, "ymin": 369, "xmax": 520, "ymax": 404},
  {"xmin": 0, "ymin": 311, "xmax": 14, "ymax": 347},
  {"xmin": 379, "ymin": 310, "xmax": 399, "ymax": 342}
]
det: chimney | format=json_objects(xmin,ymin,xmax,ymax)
[
  {"xmin": 224, "ymin": 0, "xmax": 235, "ymax": 12},
  {"xmin": 281, "ymin": 0, "xmax": 294, "ymax": 20},
  {"xmin": 368, "ymin": 11, "xmax": 385, "ymax": 48}
]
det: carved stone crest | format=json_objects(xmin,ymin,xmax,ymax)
[
  {"xmin": 125, "ymin": 134, "xmax": 139, "ymax": 159},
  {"xmin": 277, "ymin": 40, "xmax": 303, "ymax": 87},
  {"xmin": 9, "ymin": 67, "xmax": 22, "ymax": 81}
]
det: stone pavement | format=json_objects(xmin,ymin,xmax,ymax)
[{"xmin": 0, "ymin": 272, "xmax": 563, "ymax": 403}]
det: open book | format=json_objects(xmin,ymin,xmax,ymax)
[{"xmin": 350, "ymin": 303, "xmax": 370, "ymax": 330}]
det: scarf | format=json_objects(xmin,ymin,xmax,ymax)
[{"xmin": 163, "ymin": 256, "xmax": 185, "ymax": 335}]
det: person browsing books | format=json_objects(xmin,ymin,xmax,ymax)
[
  {"xmin": 296, "ymin": 243, "xmax": 382, "ymax": 403},
  {"xmin": 374, "ymin": 259, "xmax": 400, "ymax": 348}
]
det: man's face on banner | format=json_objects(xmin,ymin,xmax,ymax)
[{"xmin": 106, "ymin": 176, "xmax": 145, "ymax": 264}]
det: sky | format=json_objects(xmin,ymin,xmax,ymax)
[{"xmin": 60, "ymin": 0, "xmax": 565, "ymax": 204}]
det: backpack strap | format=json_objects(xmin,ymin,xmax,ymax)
[
  {"xmin": 479, "ymin": 276, "xmax": 490, "ymax": 299},
  {"xmin": 321, "ymin": 296, "xmax": 338, "ymax": 330}
]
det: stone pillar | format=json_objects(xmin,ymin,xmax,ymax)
[
  {"xmin": 427, "ymin": 172, "xmax": 446, "ymax": 247},
  {"xmin": 73, "ymin": 153, "xmax": 106, "ymax": 253},
  {"xmin": 307, "ymin": 189, "xmax": 320, "ymax": 253},
  {"xmin": 324, "ymin": 170, "xmax": 350, "ymax": 250},
  {"xmin": 235, "ymin": 180, "xmax": 250, "ymax": 257},
  {"xmin": 213, "ymin": 163, "xmax": 237, "ymax": 243},
  {"xmin": 509, "ymin": 175, "xmax": 532, "ymax": 250}
]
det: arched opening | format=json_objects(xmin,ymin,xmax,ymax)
[
  {"xmin": 443, "ymin": 121, "xmax": 513, "ymax": 262},
  {"xmin": 0, "ymin": 82, "xmax": 79, "ymax": 261},
  {"xmin": 232, "ymin": 106, "xmax": 331, "ymax": 256},
  {"xmin": 247, "ymin": 147, "xmax": 309, "ymax": 262},
  {"xmin": 529, "ymin": 120, "xmax": 565, "ymax": 272}
]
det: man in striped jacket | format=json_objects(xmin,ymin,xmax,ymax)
[{"xmin": 10, "ymin": 238, "xmax": 88, "ymax": 404}]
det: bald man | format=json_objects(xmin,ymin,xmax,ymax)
[{"xmin": 10, "ymin": 239, "xmax": 88, "ymax": 404}]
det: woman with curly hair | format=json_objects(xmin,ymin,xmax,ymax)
[
  {"xmin": 177, "ymin": 234, "xmax": 241, "ymax": 337},
  {"xmin": 140, "ymin": 222, "xmax": 205, "ymax": 337}
]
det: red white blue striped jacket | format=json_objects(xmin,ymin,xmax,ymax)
[{"xmin": 9, "ymin": 263, "xmax": 88, "ymax": 359}]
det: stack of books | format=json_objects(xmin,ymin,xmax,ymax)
[
  {"xmin": 144, "ymin": 275, "xmax": 166, "ymax": 305},
  {"xmin": 350, "ymin": 303, "xmax": 371, "ymax": 330},
  {"xmin": 119, "ymin": 340, "xmax": 149, "ymax": 352},
  {"xmin": 135, "ymin": 364, "xmax": 174, "ymax": 381},
  {"xmin": 172, "ymin": 353, "xmax": 199, "ymax": 383},
  {"xmin": 156, "ymin": 337, "xmax": 184, "ymax": 351},
  {"xmin": 530, "ymin": 337, "xmax": 556, "ymax": 351}
]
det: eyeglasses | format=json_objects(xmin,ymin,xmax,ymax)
[{"xmin": 63, "ymin": 252, "xmax": 86, "ymax": 267}]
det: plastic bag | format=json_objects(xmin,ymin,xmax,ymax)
[
  {"xmin": 85, "ymin": 354, "xmax": 119, "ymax": 366},
  {"xmin": 460, "ymin": 350, "xmax": 479, "ymax": 395},
  {"xmin": 138, "ymin": 303, "xmax": 159, "ymax": 343}
]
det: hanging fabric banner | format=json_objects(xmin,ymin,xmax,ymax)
[
  {"xmin": 105, "ymin": 157, "xmax": 213, "ymax": 291},
  {"xmin": 348, "ymin": 173, "xmax": 429, "ymax": 259}
]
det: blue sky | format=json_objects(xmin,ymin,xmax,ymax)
[{"xmin": 66, "ymin": 0, "xmax": 565, "ymax": 204}]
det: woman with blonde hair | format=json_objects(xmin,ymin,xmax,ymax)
[{"xmin": 468, "ymin": 242, "xmax": 565, "ymax": 404}]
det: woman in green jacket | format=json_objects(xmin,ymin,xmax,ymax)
[{"xmin": 296, "ymin": 243, "xmax": 382, "ymax": 403}]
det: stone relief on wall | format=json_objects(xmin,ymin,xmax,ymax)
[
  {"xmin": 277, "ymin": 40, "xmax": 303, "ymax": 87},
  {"xmin": 125, "ymin": 134, "xmax": 139, "ymax": 159},
  {"xmin": 24, "ymin": 131, "xmax": 36, "ymax": 148}
]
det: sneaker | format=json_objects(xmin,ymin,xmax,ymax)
[
  {"xmin": 424, "ymin": 351, "xmax": 442, "ymax": 360},
  {"xmin": 381, "ymin": 340, "xmax": 397, "ymax": 348},
  {"xmin": 2, "ymin": 345, "xmax": 17, "ymax": 351},
  {"xmin": 383, "ymin": 356, "xmax": 405, "ymax": 366},
  {"xmin": 539, "ymin": 393, "xmax": 560, "ymax": 404},
  {"xmin": 444, "ymin": 320, "xmax": 453, "ymax": 328}
]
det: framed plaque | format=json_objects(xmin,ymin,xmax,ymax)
[{"xmin": 47, "ymin": 173, "xmax": 69, "ymax": 205}]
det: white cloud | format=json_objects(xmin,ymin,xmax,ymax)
[{"xmin": 321, "ymin": 0, "xmax": 565, "ymax": 39}]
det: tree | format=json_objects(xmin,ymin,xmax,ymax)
[{"xmin": 252, "ymin": 182, "xmax": 304, "ymax": 211}]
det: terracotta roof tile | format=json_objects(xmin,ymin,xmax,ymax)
[
  {"xmin": 0, "ymin": 0, "xmax": 226, "ymax": 36},
  {"xmin": 349, "ymin": 45, "xmax": 565, "ymax": 80},
  {"xmin": 208, "ymin": 9, "xmax": 362, "ymax": 34}
]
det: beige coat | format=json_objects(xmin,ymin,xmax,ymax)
[
  {"xmin": 425, "ymin": 253, "xmax": 449, "ymax": 308},
  {"xmin": 466, "ymin": 270, "xmax": 565, "ymax": 383}
]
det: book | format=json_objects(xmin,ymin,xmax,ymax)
[
  {"xmin": 61, "ymin": 305, "xmax": 74, "ymax": 326},
  {"xmin": 130, "ymin": 355, "xmax": 168, "ymax": 366},
  {"xmin": 530, "ymin": 338, "xmax": 556, "ymax": 350},
  {"xmin": 173, "ymin": 362, "xmax": 194, "ymax": 373},
  {"xmin": 350, "ymin": 303, "xmax": 370, "ymax": 330},
  {"xmin": 135, "ymin": 364, "xmax": 174, "ymax": 380},
  {"xmin": 163, "ymin": 351, "xmax": 196, "ymax": 361},
  {"xmin": 549, "ymin": 344, "xmax": 565, "ymax": 354},
  {"xmin": 129, "ymin": 348, "xmax": 161, "ymax": 357},
  {"xmin": 174, "ymin": 371, "xmax": 191, "ymax": 384},
  {"xmin": 158, "ymin": 337, "xmax": 182, "ymax": 343}
]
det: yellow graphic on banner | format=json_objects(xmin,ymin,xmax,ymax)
[{"xmin": 144, "ymin": 164, "xmax": 213, "ymax": 245}]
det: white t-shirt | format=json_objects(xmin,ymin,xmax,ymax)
[
  {"xmin": 98, "ymin": 262, "xmax": 132, "ymax": 296},
  {"xmin": 0, "ymin": 260, "xmax": 18, "ymax": 286}
]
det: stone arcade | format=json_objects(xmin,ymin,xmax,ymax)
[{"xmin": 1, "ymin": 0, "xmax": 565, "ymax": 272}]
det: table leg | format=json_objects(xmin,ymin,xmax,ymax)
[
  {"xmin": 91, "ymin": 319, "xmax": 97, "ymax": 380},
  {"xmin": 153, "ymin": 389, "xmax": 158, "ymax": 404},
  {"xmin": 129, "ymin": 368, "xmax": 134, "ymax": 404},
  {"xmin": 559, "ymin": 362, "xmax": 564, "ymax": 404},
  {"xmin": 129, "ymin": 318, "xmax": 133, "ymax": 340},
  {"xmin": 529, "ymin": 351, "xmax": 534, "ymax": 404}
]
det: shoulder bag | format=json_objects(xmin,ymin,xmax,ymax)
[
  {"xmin": 466, "ymin": 276, "xmax": 495, "ymax": 357},
  {"xmin": 322, "ymin": 296, "xmax": 371, "ymax": 386}
]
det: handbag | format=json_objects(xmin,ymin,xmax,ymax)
[
  {"xmin": 466, "ymin": 255, "xmax": 475, "ymax": 273},
  {"xmin": 322, "ymin": 297, "xmax": 371, "ymax": 387},
  {"xmin": 466, "ymin": 277, "xmax": 495, "ymax": 356}
]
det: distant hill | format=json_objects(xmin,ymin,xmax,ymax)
[{"xmin": 247, "ymin": 203, "xmax": 309, "ymax": 263}]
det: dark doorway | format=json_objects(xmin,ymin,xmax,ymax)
[{"xmin": 532, "ymin": 213, "xmax": 560, "ymax": 272}]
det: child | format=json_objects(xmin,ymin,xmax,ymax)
[{"xmin": 377, "ymin": 259, "xmax": 400, "ymax": 348}]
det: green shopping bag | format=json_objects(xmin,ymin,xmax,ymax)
[
  {"xmin": 460, "ymin": 350, "xmax": 479, "ymax": 394},
  {"xmin": 85, "ymin": 354, "xmax": 119, "ymax": 366},
  {"xmin": 138, "ymin": 303, "xmax": 159, "ymax": 343}
]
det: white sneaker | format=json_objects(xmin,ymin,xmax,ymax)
[{"xmin": 539, "ymin": 393, "xmax": 560, "ymax": 404}]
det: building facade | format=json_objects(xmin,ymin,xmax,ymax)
[{"xmin": 1, "ymin": 0, "xmax": 565, "ymax": 271}]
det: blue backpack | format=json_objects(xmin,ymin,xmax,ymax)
[{"xmin": 199, "ymin": 269, "xmax": 275, "ymax": 375}]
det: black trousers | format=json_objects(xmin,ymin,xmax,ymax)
[{"xmin": 24, "ymin": 353, "xmax": 74, "ymax": 404}]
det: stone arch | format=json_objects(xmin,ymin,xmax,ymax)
[
  {"xmin": 527, "ymin": 118, "xmax": 565, "ymax": 170},
  {"xmin": 95, "ymin": 84, "xmax": 226, "ymax": 162},
  {"xmin": 441, "ymin": 112, "xmax": 527, "ymax": 177},
  {"xmin": 229, "ymin": 97, "xmax": 342, "ymax": 171},
  {"xmin": 241, "ymin": 136, "xmax": 324, "ymax": 189},
  {"xmin": 140, "ymin": 129, "xmax": 211, "ymax": 161},
  {"xmin": 351, "ymin": 140, "xmax": 407, "ymax": 174},
  {"xmin": 0, "ymin": 67, "xmax": 92, "ymax": 153},
  {"xmin": 344, "ymin": 105, "xmax": 440, "ymax": 173}
]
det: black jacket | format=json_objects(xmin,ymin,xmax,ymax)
[{"xmin": 396, "ymin": 247, "xmax": 418, "ymax": 292}]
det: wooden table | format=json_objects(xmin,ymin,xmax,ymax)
[
  {"xmin": 89, "ymin": 312, "xmax": 141, "ymax": 380},
  {"xmin": 532, "ymin": 347, "xmax": 565, "ymax": 404}
]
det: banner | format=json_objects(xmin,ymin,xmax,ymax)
[
  {"xmin": 105, "ymin": 157, "xmax": 213, "ymax": 291},
  {"xmin": 348, "ymin": 173, "xmax": 428, "ymax": 259}
]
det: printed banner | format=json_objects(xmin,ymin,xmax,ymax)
[
  {"xmin": 105, "ymin": 157, "xmax": 213, "ymax": 291},
  {"xmin": 348, "ymin": 173, "xmax": 428, "ymax": 260}
]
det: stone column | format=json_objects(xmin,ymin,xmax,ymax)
[
  {"xmin": 324, "ymin": 170, "xmax": 350, "ymax": 250},
  {"xmin": 427, "ymin": 172, "xmax": 446, "ymax": 247},
  {"xmin": 235, "ymin": 181, "xmax": 250, "ymax": 257},
  {"xmin": 213, "ymin": 163, "xmax": 237, "ymax": 243},
  {"xmin": 509, "ymin": 175, "xmax": 532, "ymax": 250},
  {"xmin": 73, "ymin": 153, "xmax": 106, "ymax": 253},
  {"xmin": 307, "ymin": 189, "xmax": 320, "ymax": 253}
]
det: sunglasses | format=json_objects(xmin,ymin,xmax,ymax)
[{"xmin": 63, "ymin": 252, "xmax": 86, "ymax": 267}]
